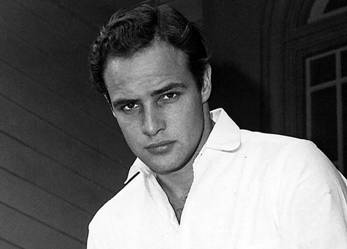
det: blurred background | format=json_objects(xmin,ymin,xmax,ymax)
[{"xmin": 0, "ymin": 0, "xmax": 346, "ymax": 248}]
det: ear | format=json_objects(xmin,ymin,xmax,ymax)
[
  {"xmin": 104, "ymin": 93, "xmax": 117, "ymax": 118},
  {"xmin": 201, "ymin": 64, "xmax": 212, "ymax": 103}
]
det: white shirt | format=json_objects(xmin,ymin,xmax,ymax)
[{"xmin": 87, "ymin": 108, "xmax": 347, "ymax": 249}]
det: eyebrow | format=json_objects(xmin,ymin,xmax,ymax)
[
  {"xmin": 112, "ymin": 98, "xmax": 138, "ymax": 109},
  {"xmin": 112, "ymin": 82, "xmax": 187, "ymax": 108},
  {"xmin": 150, "ymin": 82, "xmax": 187, "ymax": 97}
]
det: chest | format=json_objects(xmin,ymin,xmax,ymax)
[
  {"xmin": 109, "ymin": 150, "xmax": 285, "ymax": 249},
  {"xmin": 120, "ymin": 170, "xmax": 280, "ymax": 249}
]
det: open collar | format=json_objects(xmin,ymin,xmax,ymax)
[
  {"xmin": 204, "ymin": 108, "xmax": 241, "ymax": 151},
  {"xmin": 125, "ymin": 108, "xmax": 241, "ymax": 184},
  {"xmin": 124, "ymin": 158, "xmax": 152, "ymax": 184}
]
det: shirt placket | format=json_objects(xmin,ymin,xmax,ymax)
[
  {"xmin": 177, "ymin": 150, "xmax": 207, "ymax": 249},
  {"xmin": 147, "ymin": 174, "xmax": 180, "ymax": 229}
]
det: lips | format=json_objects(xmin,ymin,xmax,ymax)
[{"xmin": 145, "ymin": 140, "xmax": 175, "ymax": 155}]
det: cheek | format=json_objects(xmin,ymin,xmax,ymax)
[
  {"xmin": 117, "ymin": 119, "xmax": 142, "ymax": 148},
  {"xmin": 169, "ymin": 98, "xmax": 204, "ymax": 137}
]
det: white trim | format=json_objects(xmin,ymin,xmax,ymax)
[
  {"xmin": 306, "ymin": 45, "xmax": 347, "ymax": 171},
  {"xmin": 306, "ymin": 59, "xmax": 312, "ymax": 139},
  {"xmin": 309, "ymin": 0, "xmax": 329, "ymax": 22},
  {"xmin": 336, "ymin": 51, "xmax": 344, "ymax": 172},
  {"xmin": 308, "ymin": 0, "xmax": 347, "ymax": 23},
  {"xmin": 309, "ymin": 81, "xmax": 337, "ymax": 92},
  {"xmin": 336, "ymin": 49, "xmax": 346, "ymax": 172}
]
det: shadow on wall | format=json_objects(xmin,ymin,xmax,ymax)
[{"xmin": 209, "ymin": 59, "xmax": 268, "ymax": 132}]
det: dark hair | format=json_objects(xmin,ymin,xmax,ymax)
[{"xmin": 89, "ymin": 4, "xmax": 209, "ymax": 101}]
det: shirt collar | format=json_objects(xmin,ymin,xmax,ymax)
[
  {"xmin": 124, "ymin": 158, "xmax": 152, "ymax": 184},
  {"xmin": 124, "ymin": 108, "xmax": 241, "ymax": 184},
  {"xmin": 204, "ymin": 108, "xmax": 241, "ymax": 151}
]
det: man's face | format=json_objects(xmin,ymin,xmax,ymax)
[{"xmin": 104, "ymin": 41, "xmax": 211, "ymax": 175}]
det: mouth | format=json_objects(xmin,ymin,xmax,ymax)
[{"xmin": 145, "ymin": 140, "xmax": 176, "ymax": 155}]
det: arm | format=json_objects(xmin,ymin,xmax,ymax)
[
  {"xmin": 87, "ymin": 225, "xmax": 98, "ymax": 249},
  {"xmin": 278, "ymin": 141, "xmax": 347, "ymax": 249}
]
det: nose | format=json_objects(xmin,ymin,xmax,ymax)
[{"xmin": 142, "ymin": 106, "xmax": 165, "ymax": 137}]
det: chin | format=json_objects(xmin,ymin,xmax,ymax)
[
  {"xmin": 149, "ymin": 163, "xmax": 177, "ymax": 175},
  {"xmin": 156, "ymin": 162, "xmax": 189, "ymax": 175},
  {"xmin": 141, "ymin": 150, "xmax": 191, "ymax": 174}
]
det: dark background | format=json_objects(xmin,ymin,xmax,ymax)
[{"xmin": 1, "ymin": 0, "xmax": 346, "ymax": 248}]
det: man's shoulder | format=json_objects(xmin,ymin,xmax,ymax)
[
  {"xmin": 239, "ymin": 129, "xmax": 317, "ymax": 156},
  {"xmin": 238, "ymin": 129, "xmax": 336, "ymax": 174},
  {"xmin": 89, "ymin": 172, "xmax": 142, "ymax": 230},
  {"xmin": 239, "ymin": 129, "xmax": 343, "ymax": 185},
  {"xmin": 240, "ymin": 129, "xmax": 306, "ymax": 146}
]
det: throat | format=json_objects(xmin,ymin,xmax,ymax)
[
  {"xmin": 168, "ymin": 189, "xmax": 189, "ymax": 223},
  {"xmin": 156, "ymin": 165, "xmax": 193, "ymax": 223}
]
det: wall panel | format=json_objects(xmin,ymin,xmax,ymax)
[
  {"xmin": 0, "ymin": 132, "xmax": 113, "ymax": 213},
  {"xmin": 0, "ymin": 59, "xmax": 132, "ymax": 165},
  {"xmin": 0, "ymin": 202, "xmax": 84, "ymax": 249},
  {"xmin": 0, "ymin": 238, "xmax": 23, "ymax": 249},
  {"xmin": 12, "ymin": 0, "xmax": 98, "ymax": 44},
  {"xmin": 0, "ymin": 1, "xmax": 135, "ymax": 247},
  {"xmin": 0, "ymin": 168, "xmax": 90, "ymax": 241},
  {"xmin": 0, "ymin": 27, "xmax": 115, "ymax": 127},
  {"xmin": 0, "ymin": 0, "xmax": 88, "ymax": 75},
  {"xmin": 0, "ymin": 94, "xmax": 126, "ymax": 191}
]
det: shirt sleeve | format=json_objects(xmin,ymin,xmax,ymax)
[
  {"xmin": 87, "ymin": 225, "xmax": 98, "ymax": 249},
  {"xmin": 277, "ymin": 141, "xmax": 347, "ymax": 249}
]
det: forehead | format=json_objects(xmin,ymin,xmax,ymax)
[{"xmin": 103, "ymin": 41, "xmax": 192, "ymax": 97}]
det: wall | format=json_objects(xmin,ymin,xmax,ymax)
[
  {"xmin": 202, "ymin": 0, "xmax": 268, "ymax": 131},
  {"xmin": 202, "ymin": 0, "xmax": 347, "ymax": 174},
  {"xmin": 0, "ymin": 0, "xmax": 134, "ymax": 248}
]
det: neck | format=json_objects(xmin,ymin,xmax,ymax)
[
  {"xmin": 156, "ymin": 161, "xmax": 194, "ymax": 200},
  {"xmin": 156, "ymin": 103, "xmax": 213, "ymax": 201}
]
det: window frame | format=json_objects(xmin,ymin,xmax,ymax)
[
  {"xmin": 308, "ymin": 0, "xmax": 347, "ymax": 23},
  {"xmin": 262, "ymin": 0, "xmax": 347, "ymax": 175},
  {"xmin": 305, "ymin": 47, "xmax": 347, "ymax": 171}
]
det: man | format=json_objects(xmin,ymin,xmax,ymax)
[{"xmin": 87, "ymin": 4, "xmax": 347, "ymax": 249}]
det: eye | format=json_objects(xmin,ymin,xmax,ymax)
[
  {"xmin": 121, "ymin": 102, "xmax": 139, "ymax": 113},
  {"xmin": 160, "ymin": 92, "xmax": 179, "ymax": 102}
]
